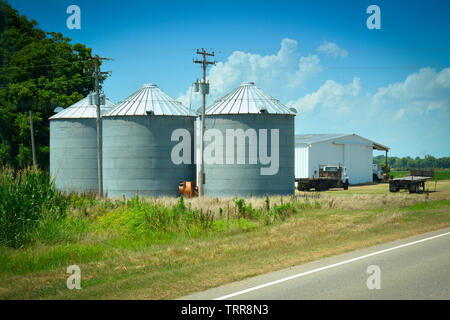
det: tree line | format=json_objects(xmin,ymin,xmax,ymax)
[
  {"xmin": 0, "ymin": 0, "xmax": 99, "ymax": 169},
  {"xmin": 374, "ymin": 155, "xmax": 450, "ymax": 170}
]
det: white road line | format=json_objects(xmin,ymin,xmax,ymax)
[{"xmin": 214, "ymin": 231, "xmax": 450, "ymax": 300}]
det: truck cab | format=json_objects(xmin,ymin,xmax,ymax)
[
  {"xmin": 296, "ymin": 164, "xmax": 349, "ymax": 191},
  {"xmin": 321, "ymin": 165, "xmax": 349, "ymax": 185},
  {"xmin": 372, "ymin": 163, "xmax": 383, "ymax": 182}
]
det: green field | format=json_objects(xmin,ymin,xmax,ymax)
[
  {"xmin": 1, "ymin": 168, "xmax": 449, "ymax": 300},
  {"xmin": 390, "ymin": 169, "xmax": 450, "ymax": 180}
]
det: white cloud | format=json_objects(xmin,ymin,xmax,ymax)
[
  {"xmin": 287, "ymin": 77, "xmax": 361, "ymax": 114},
  {"xmin": 393, "ymin": 109, "xmax": 405, "ymax": 120},
  {"xmin": 436, "ymin": 68, "xmax": 450, "ymax": 88},
  {"xmin": 289, "ymin": 67, "xmax": 449, "ymax": 157},
  {"xmin": 372, "ymin": 67, "xmax": 450, "ymax": 115},
  {"xmin": 426, "ymin": 100, "xmax": 448, "ymax": 113},
  {"xmin": 289, "ymin": 54, "xmax": 322, "ymax": 88},
  {"xmin": 179, "ymin": 38, "xmax": 450, "ymax": 131},
  {"xmin": 289, "ymin": 67, "xmax": 450, "ymax": 121},
  {"xmin": 317, "ymin": 41, "xmax": 348, "ymax": 58},
  {"xmin": 178, "ymin": 38, "xmax": 322, "ymax": 107}
]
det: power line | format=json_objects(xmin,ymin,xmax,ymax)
[
  {"xmin": 210, "ymin": 64, "xmax": 449, "ymax": 70},
  {"xmin": 0, "ymin": 59, "xmax": 92, "ymax": 70},
  {"xmin": 0, "ymin": 75, "xmax": 94, "ymax": 90}
]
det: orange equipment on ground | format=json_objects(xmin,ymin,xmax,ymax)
[{"xmin": 178, "ymin": 181, "xmax": 198, "ymax": 198}]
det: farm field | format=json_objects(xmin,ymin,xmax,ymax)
[
  {"xmin": 390, "ymin": 169, "xmax": 450, "ymax": 180},
  {"xmin": 0, "ymin": 171, "xmax": 449, "ymax": 300}
]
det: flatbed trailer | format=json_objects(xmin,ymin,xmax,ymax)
[{"xmin": 388, "ymin": 169, "xmax": 434, "ymax": 193}]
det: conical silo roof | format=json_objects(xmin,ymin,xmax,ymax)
[
  {"xmin": 206, "ymin": 82, "xmax": 296, "ymax": 115},
  {"xmin": 105, "ymin": 84, "xmax": 193, "ymax": 117},
  {"xmin": 49, "ymin": 93, "xmax": 115, "ymax": 119}
]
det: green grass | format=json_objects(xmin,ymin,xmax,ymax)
[
  {"xmin": 0, "ymin": 243, "xmax": 108, "ymax": 275},
  {"xmin": 435, "ymin": 170, "xmax": 450, "ymax": 180},
  {"xmin": 0, "ymin": 172, "xmax": 449, "ymax": 299},
  {"xmin": 390, "ymin": 170, "xmax": 410, "ymax": 178},
  {"xmin": 390, "ymin": 169, "xmax": 450, "ymax": 180},
  {"xmin": 0, "ymin": 167, "xmax": 68, "ymax": 248},
  {"xmin": 2, "ymin": 198, "xmax": 447, "ymax": 300},
  {"xmin": 405, "ymin": 199, "xmax": 450, "ymax": 210},
  {"xmin": 0, "ymin": 196, "xmax": 314, "ymax": 276}
]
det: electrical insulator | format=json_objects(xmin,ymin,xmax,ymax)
[{"xmin": 192, "ymin": 80, "xmax": 199, "ymax": 92}]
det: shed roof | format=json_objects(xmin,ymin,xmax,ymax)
[
  {"xmin": 295, "ymin": 134, "xmax": 347, "ymax": 145},
  {"xmin": 105, "ymin": 84, "xmax": 193, "ymax": 117},
  {"xmin": 49, "ymin": 93, "xmax": 115, "ymax": 119},
  {"xmin": 206, "ymin": 82, "xmax": 296, "ymax": 115},
  {"xmin": 295, "ymin": 133, "xmax": 390, "ymax": 151}
]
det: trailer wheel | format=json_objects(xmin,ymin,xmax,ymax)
[
  {"xmin": 318, "ymin": 181, "xmax": 328, "ymax": 191},
  {"xmin": 297, "ymin": 184, "xmax": 309, "ymax": 191},
  {"xmin": 409, "ymin": 183, "xmax": 420, "ymax": 193},
  {"xmin": 343, "ymin": 181, "xmax": 349, "ymax": 190},
  {"xmin": 314, "ymin": 183, "xmax": 323, "ymax": 191},
  {"xmin": 389, "ymin": 183, "xmax": 399, "ymax": 192}
]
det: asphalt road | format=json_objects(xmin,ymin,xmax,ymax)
[{"xmin": 181, "ymin": 228, "xmax": 450, "ymax": 300}]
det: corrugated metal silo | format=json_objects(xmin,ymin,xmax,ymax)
[
  {"xmin": 102, "ymin": 84, "xmax": 196, "ymax": 198},
  {"xmin": 203, "ymin": 82, "xmax": 296, "ymax": 197},
  {"xmin": 49, "ymin": 93, "xmax": 115, "ymax": 193}
]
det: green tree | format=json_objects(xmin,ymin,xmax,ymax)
[
  {"xmin": 374, "ymin": 154, "xmax": 450, "ymax": 170},
  {"xmin": 0, "ymin": 0, "xmax": 100, "ymax": 169}
]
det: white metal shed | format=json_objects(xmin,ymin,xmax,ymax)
[{"xmin": 295, "ymin": 134, "xmax": 389, "ymax": 185}]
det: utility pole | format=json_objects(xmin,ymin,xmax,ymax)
[
  {"xmin": 193, "ymin": 49, "xmax": 215, "ymax": 197},
  {"xmin": 29, "ymin": 110, "xmax": 37, "ymax": 169},
  {"xmin": 91, "ymin": 54, "xmax": 112, "ymax": 198}
]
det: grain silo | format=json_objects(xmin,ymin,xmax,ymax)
[
  {"xmin": 102, "ymin": 84, "xmax": 196, "ymax": 198},
  {"xmin": 49, "ymin": 92, "xmax": 115, "ymax": 193},
  {"xmin": 202, "ymin": 82, "xmax": 296, "ymax": 197}
]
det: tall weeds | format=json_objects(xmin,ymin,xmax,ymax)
[{"xmin": 0, "ymin": 167, "xmax": 67, "ymax": 248}]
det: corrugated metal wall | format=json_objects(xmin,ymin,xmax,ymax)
[
  {"xmin": 308, "ymin": 141, "xmax": 344, "ymax": 178},
  {"xmin": 50, "ymin": 119, "xmax": 98, "ymax": 193},
  {"xmin": 203, "ymin": 114, "xmax": 295, "ymax": 197},
  {"xmin": 294, "ymin": 145, "xmax": 309, "ymax": 178},
  {"xmin": 295, "ymin": 135, "xmax": 374, "ymax": 184},
  {"xmin": 343, "ymin": 143, "xmax": 373, "ymax": 184},
  {"xmin": 103, "ymin": 116, "xmax": 195, "ymax": 198},
  {"xmin": 338, "ymin": 135, "xmax": 373, "ymax": 184}
]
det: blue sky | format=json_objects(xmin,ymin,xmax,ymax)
[{"xmin": 8, "ymin": 0, "xmax": 450, "ymax": 157}]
